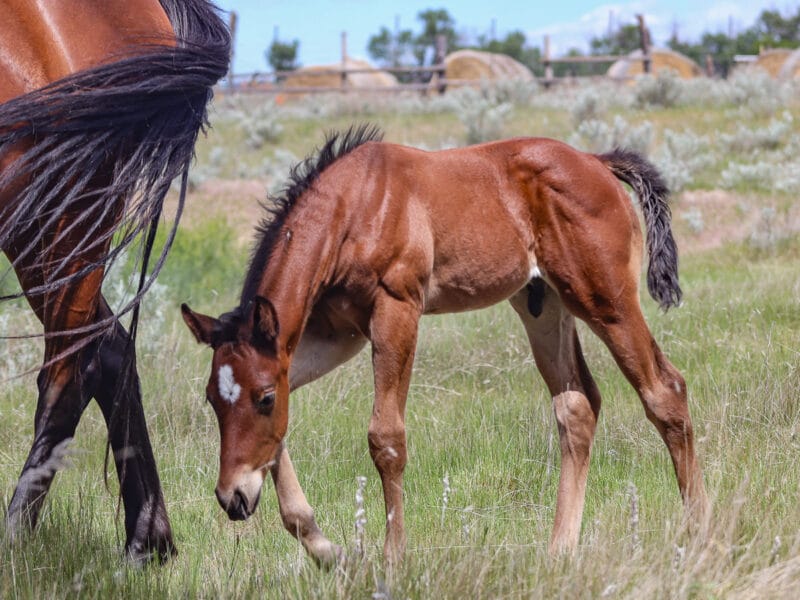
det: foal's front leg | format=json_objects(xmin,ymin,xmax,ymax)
[
  {"xmin": 270, "ymin": 443, "xmax": 342, "ymax": 567},
  {"xmin": 368, "ymin": 292, "xmax": 420, "ymax": 563}
]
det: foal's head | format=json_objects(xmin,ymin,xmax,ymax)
[{"xmin": 181, "ymin": 297, "xmax": 287, "ymax": 521}]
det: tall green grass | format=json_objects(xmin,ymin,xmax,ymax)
[
  {"xmin": 2, "ymin": 81, "xmax": 799, "ymax": 597},
  {"xmin": 2, "ymin": 231, "xmax": 798, "ymax": 598}
]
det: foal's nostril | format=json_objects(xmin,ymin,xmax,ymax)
[
  {"xmin": 233, "ymin": 490, "xmax": 250, "ymax": 517},
  {"xmin": 216, "ymin": 487, "xmax": 247, "ymax": 520}
]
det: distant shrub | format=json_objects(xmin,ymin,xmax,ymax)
[
  {"xmin": 150, "ymin": 220, "xmax": 246, "ymax": 307},
  {"xmin": 654, "ymin": 129, "xmax": 715, "ymax": 193},
  {"xmin": 726, "ymin": 69, "xmax": 784, "ymax": 117},
  {"xmin": 187, "ymin": 144, "xmax": 227, "ymax": 190},
  {"xmin": 720, "ymin": 160, "xmax": 800, "ymax": 194},
  {"xmin": 452, "ymin": 86, "xmax": 512, "ymax": 144},
  {"xmin": 748, "ymin": 206, "xmax": 792, "ymax": 251},
  {"xmin": 570, "ymin": 89, "xmax": 606, "ymax": 126},
  {"xmin": 264, "ymin": 148, "xmax": 300, "ymax": 196},
  {"xmin": 633, "ymin": 69, "xmax": 683, "ymax": 108},
  {"xmin": 0, "ymin": 304, "xmax": 40, "ymax": 377},
  {"xmin": 531, "ymin": 80, "xmax": 633, "ymax": 113},
  {"xmin": 720, "ymin": 111, "xmax": 793, "ymax": 153},
  {"xmin": 242, "ymin": 100, "xmax": 284, "ymax": 149},
  {"xmin": 569, "ymin": 115, "xmax": 652, "ymax": 155},
  {"xmin": 721, "ymin": 161, "xmax": 775, "ymax": 191},
  {"xmin": 490, "ymin": 80, "xmax": 539, "ymax": 106},
  {"xmin": 679, "ymin": 70, "xmax": 798, "ymax": 118},
  {"xmin": 103, "ymin": 250, "xmax": 171, "ymax": 353}
]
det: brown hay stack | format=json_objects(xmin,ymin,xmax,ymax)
[
  {"xmin": 778, "ymin": 48, "xmax": 800, "ymax": 79},
  {"xmin": 608, "ymin": 48, "xmax": 702, "ymax": 79},
  {"xmin": 752, "ymin": 49, "xmax": 794, "ymax": 77},
  {"xmin": 444, "ymin": 49, "xmax": 534, "ymax": 82},
  {"xmin": 281, "ymin": 58, "xmax": 397, "ymax": 90}
]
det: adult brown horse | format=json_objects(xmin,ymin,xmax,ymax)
[
  {"xmin": 182, "ymin": 126, "xmax": 708, "ymax": 564},
  {"xmin": 0, "ymin": 0, "xmax": 229, "ymax": 561}
]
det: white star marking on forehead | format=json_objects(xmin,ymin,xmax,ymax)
[{"xmin": 218, "ymin": 364, "xmax": 241, "ymax": 404}]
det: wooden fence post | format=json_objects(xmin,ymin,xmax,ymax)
[
  {"xmin": 705, "ymin": 54, "xmax": 715, "ymax": 77},
  {"xmin": 543, "ymin": 34, "xmax": 553, "ymax": 86},
  {"xmin": 434, "ymin": 34, "xmax": 447, "ymax": 94},
  {"xmin": 228, "ymin": 10, "xmax": 237, "ymax": 92},
  {"xmin": 636, "ymin": 14, "xmax": 651, "ymax": 74},
  {"xmin": 341, "ymin": 31, "xmax": 348, "ymax": 90}
]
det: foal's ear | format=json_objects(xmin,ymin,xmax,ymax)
[
  {"xmin": 181, "ymin": 303, "xmax": 218, "ymax": 346},
  {"xmin": 252, "ymin": 295, "xmax": 279, "ymax": 348}
]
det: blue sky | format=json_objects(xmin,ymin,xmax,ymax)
[{"xmin": 214, "ymin": 1, "xmax": 797, "ymax": 73}]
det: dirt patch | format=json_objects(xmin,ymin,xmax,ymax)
[
  {"xmin": 163, "ymin": 178, "xmax": 268, "ymax": 245},
  {"xmin": 672, "ymin": 189, "xmax": 800, "ymax": 255}
]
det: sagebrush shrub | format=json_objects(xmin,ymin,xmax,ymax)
[
  {"xmin": 453, "ymin": 85, "xmax": 512, "ymax": 144},
  {"xmin": 720, "ymin": 111, "xmax": 793, "ymax": 153},
  {"xmin": 243, "ymin": 100, "xmax": 284, "ymax": 149},
  {"xmin": 569, "ymin": 115, "xmax": 652, "ymax": 154},
  {"xmin": 655, "ymin": 129, "xmax": 715, "ymax": 193},
  {"xmin": 634, "ymin": 69, "xmax": 683, "ymax": 108}
]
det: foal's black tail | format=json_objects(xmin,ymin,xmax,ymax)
[
  {"xmin": 598, "ymin": 148, "xmax": 681, "ymax": 310},
  {"xmin": 0, "ymin": 0, "xmax": 230, "ymax": 342}
]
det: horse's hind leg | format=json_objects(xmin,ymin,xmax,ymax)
[
  {"xmin": 510, "ymin": 282, "xmax": 602, "ymax": 554},
  {"xmin": 4, "ymin": 238, "xmax": 174, "ymax": 560},
  {"xmin": 91, "ymin": 299, "xmax": 175, "ymax": 562},
  {"xmin": 4, "ymin": 261, "xmax": 104, "ymax": 540}
]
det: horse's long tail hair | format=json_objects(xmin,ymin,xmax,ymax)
[
  {"xmin": 0, "ymin": 0, "xmax": 231, "ymax": 353},
  {"xmin": 598, "ymin": 148, "xmax": 682, "ymax": 310}
]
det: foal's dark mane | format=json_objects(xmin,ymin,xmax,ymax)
[{"xmin": 239, "ymin": 124, "xmax": 383, "ymax": 307}]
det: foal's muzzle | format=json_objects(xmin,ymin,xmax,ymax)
[{"xmin": 216, "ymin": 487, "xmax": 261, "ymax": 521}]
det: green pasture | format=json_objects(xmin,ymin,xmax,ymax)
[{"xmin": 1, "ymin": 75, "xmax": 799, "ymax": 597}]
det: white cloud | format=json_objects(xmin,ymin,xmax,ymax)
[
  {"xmin": 528, "ymin": 2, "xmax": 658, "ymax": 55},
  {"xmin": 527, "ymin": 1, "xmax": 781, "ymax": 56}
]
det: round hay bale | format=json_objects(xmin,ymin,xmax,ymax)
[
  {"xmin": 282, "ymin": 58, "xmax": 397, "ymax": 90},
  {"xmin": 608, "ymin": 48, "xmax": 702, "ymax": 79},
  {"xmin": 778, "ymin": 47, "xmax": 800, "ymax": 79},
  {"xmin": 444, "ymin": 49, "xmax": 534, "ymax": 82},
  {"xmin": 752, "ymin": 48, "xmax": 794, "ymax": 77}
]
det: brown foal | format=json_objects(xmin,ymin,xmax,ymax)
[{"xmin": 182, "ymin": 125, "xmax": 708, "ymax": 564}]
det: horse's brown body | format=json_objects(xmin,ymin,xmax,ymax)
[
  {"xmin": 183, "ymin": 128, "xmax": 707, "ymax": 563},
  {"xmin": 1, "ymin": 0, "xmax": 229, "ymax": 561}
]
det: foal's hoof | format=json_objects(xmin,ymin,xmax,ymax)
[{"xmin": 309, "ymin": 539, "xmax": 344, "ymax": 571}]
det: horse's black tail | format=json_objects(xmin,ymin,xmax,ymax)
[
  {"xmin": 598, "ymin": 148, "xmax": 682, "ymax": 310},
  {"xmin": 0, "ymin": 0, "xmax": 230, "ymax": 339}
]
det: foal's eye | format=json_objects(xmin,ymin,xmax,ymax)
[{"xmin": 256, "ymin": 390, "xmax": 276, "ymax": 414}]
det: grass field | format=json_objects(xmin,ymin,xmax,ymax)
[{"xmin": 2, "ymin": 73, "xmax": 800, "ymax": 598}]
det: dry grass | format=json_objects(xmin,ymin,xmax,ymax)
[{"xmin": 2, "ymin": 79, "xmax": 799, "ymax": 597}]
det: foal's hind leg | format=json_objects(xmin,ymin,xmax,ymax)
[
  {"xmin": 544, "ymin": 265, "xmax": 708, "ymax": 526},
  {"xmin": 582, "ymin": 298, "xmax": 708, "ymax": 515},
  {"xmin": 510, "ymin": 283, "xmax": 602, "ymax": 554}
]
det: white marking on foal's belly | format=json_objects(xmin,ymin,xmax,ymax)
[
  {"xmin": 529, "ymin": 265, "xmax": 542, "ymax": 280},
  {"xmin": 218, "ymin": 364, "xmax": 241, "ymax": 404}
]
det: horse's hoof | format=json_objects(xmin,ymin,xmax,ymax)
[{"xmin": 125, "ymin": 536, "xmax": 177, "ymax": 567}]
